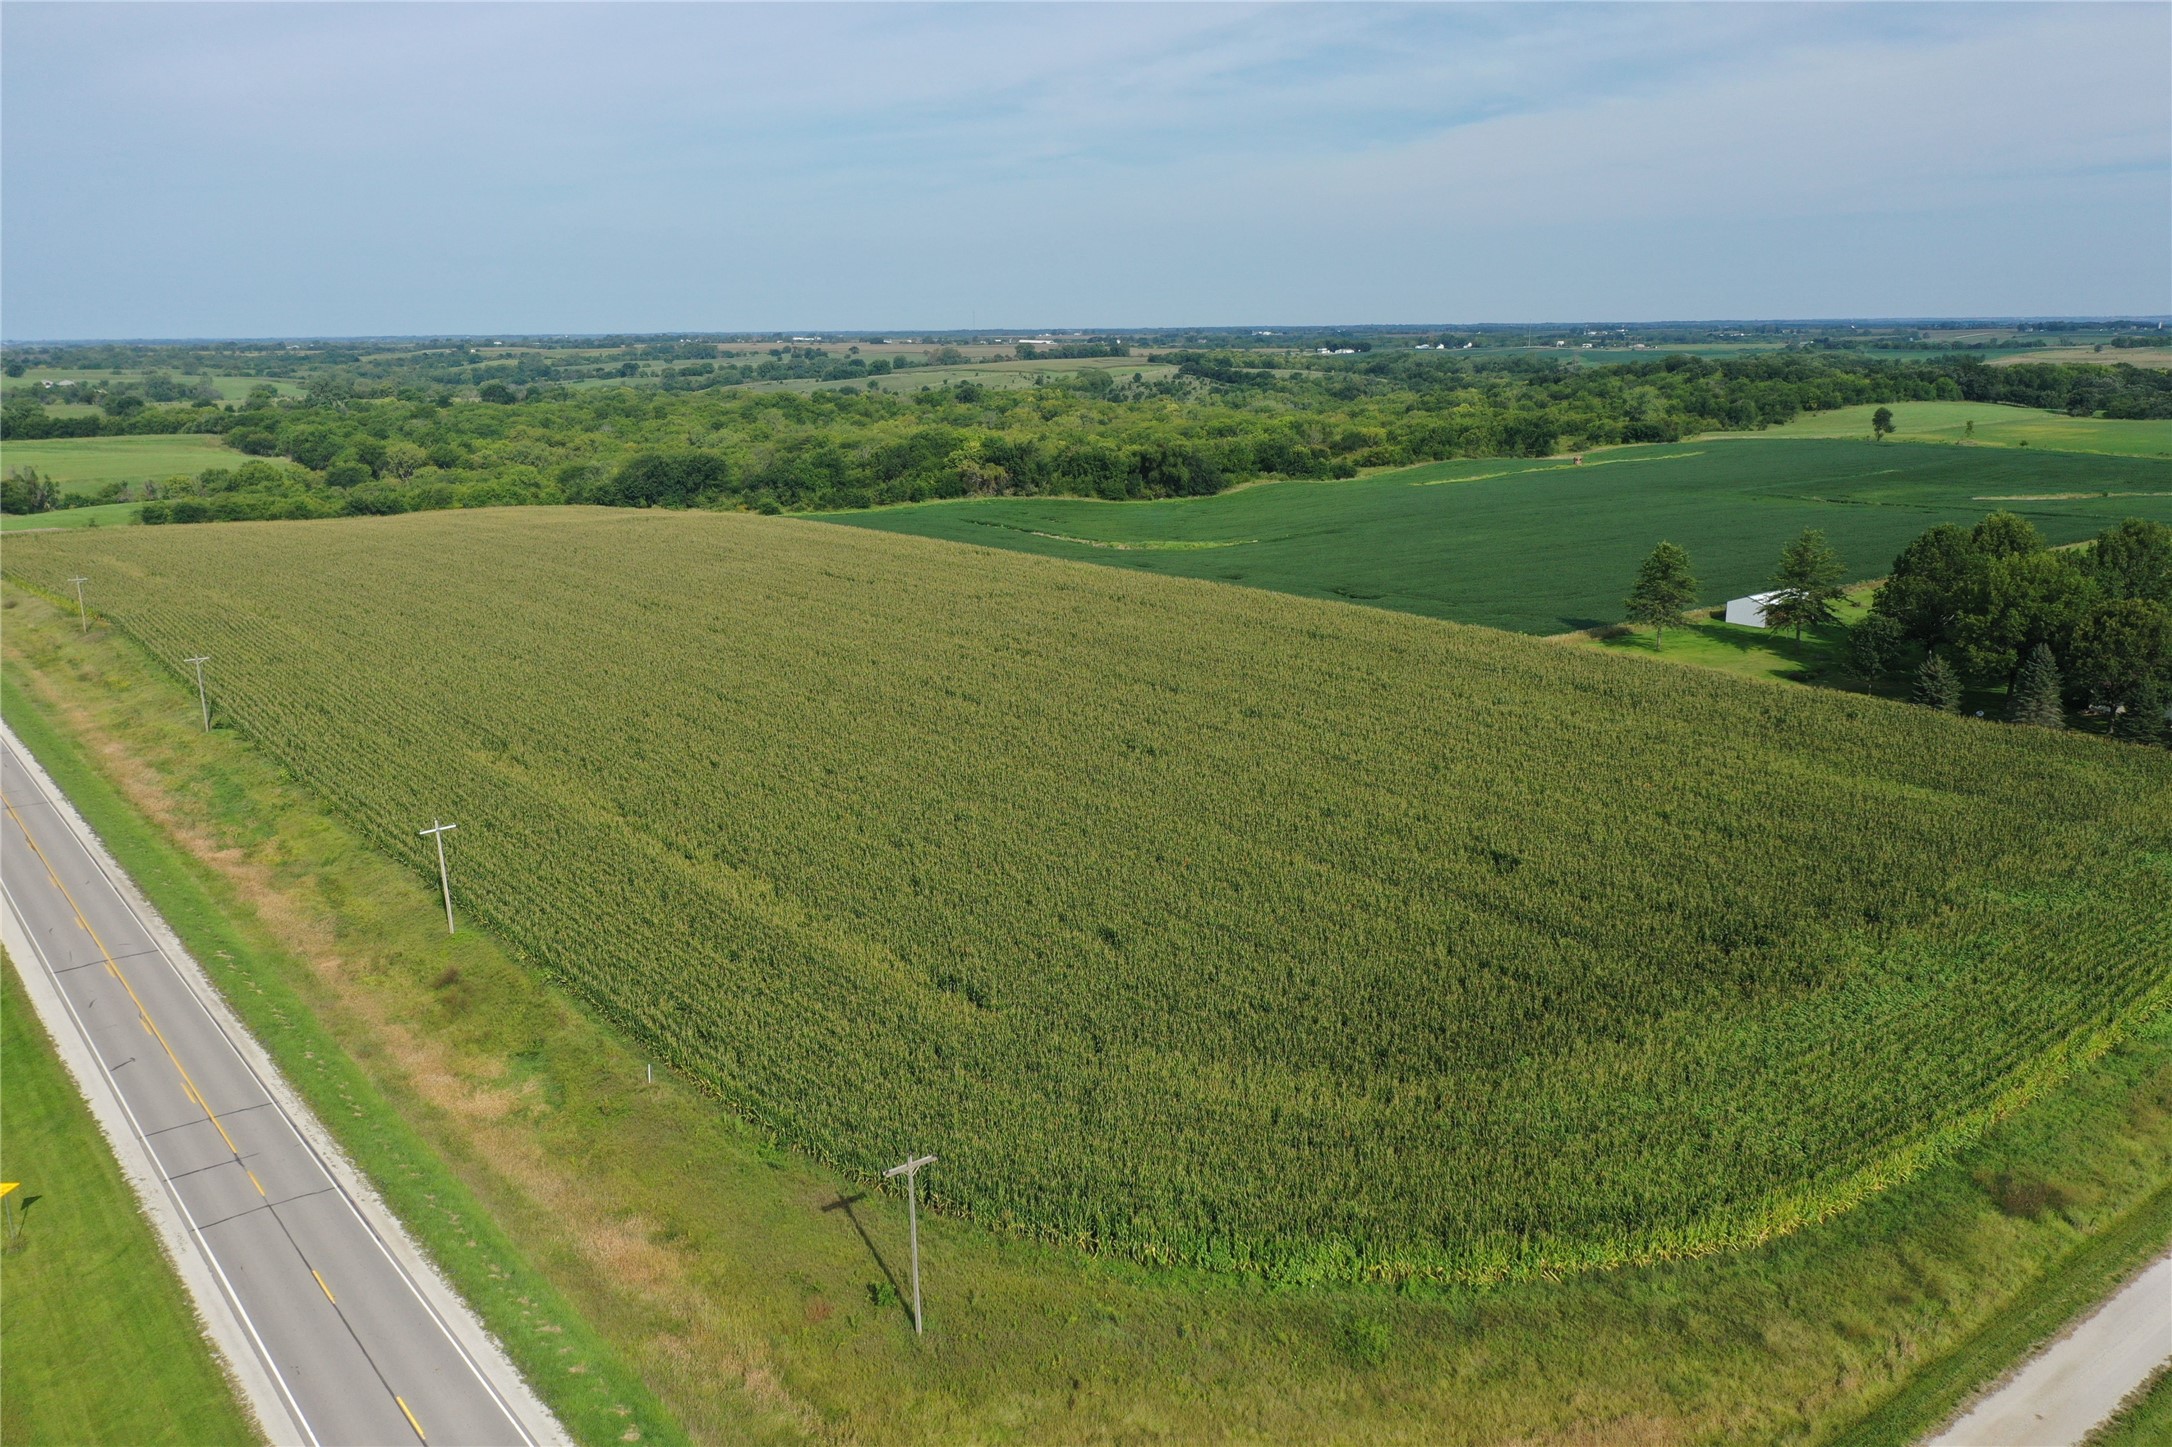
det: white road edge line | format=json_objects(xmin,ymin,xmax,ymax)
[
  {"xmin": 0, "ymin": 870, "xmax": 317, "ymax": 1447},
  {"xmin": 0, "ymin": 722, "xmax": 568, "ymax": 1447},
  {"xmin": 17, "ymin": 747, "xmax": 544, "ymax": 1447}
]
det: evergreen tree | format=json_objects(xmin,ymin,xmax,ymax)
[
  {"xmin": 1763, "ymin": 528, "xmax": 1846, "ymax": 641},
  {"xmin": 1912, "ymin": 651, "xmax": 1962, "ymax": 712},
  {"xmin": 2005, "ymin": 642, "xmax": 2066, "ymax": 728},
  {"xmin": 1624, "ymin": 541, "xmax": 1699, "ymax": 643},
  {"xmin": 2111, "ymin": 681, "xmax": 2169, "ymax": 746}
]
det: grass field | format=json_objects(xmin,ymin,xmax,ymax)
[
  {"xmin": 824, "ymin": 439, "xmax": 2172, "ymax": 634},
  {"xmin": 0, "ymin": 953, "xmax": 262, "ymax": 1446},
  {"xmin": 1, "ymin": 368, "xmax": 302, "ymax": 400},
  {"xmin": 1719, "ymin": 401, "xmax": 2172, "ymax": 457},
  {"xmin": 7, "ymin": 508, "xmax": 2168, "ymax": 1290},
  {"xmin": 0, "ymin": 501, "xmax": 141, "ymax": 532},
  {"xmin": 1991, "ymin": 346, "xmax": 2172, "ymax": 371},
  {"xmin": 1, "ymin": 434, "xmax": 241, "ymax": 493},
  {"xmin": 5, "ymin": 576, "xmax": 2172, "ymax": 1444}
]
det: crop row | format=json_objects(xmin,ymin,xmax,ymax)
[{"xmin": 8, "ymin": 508, "xmax": 2167, "ymax": 1281}]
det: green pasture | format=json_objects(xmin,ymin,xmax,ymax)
[
  {"xmin": 1992, "ymin": 346, "xmax": 2172, "ymax": 371},
  {"xmin": 2, "ymin": 502, "xmax": 142, "ymax": 532},
  {"xmin": 0, "ymin": 954, "xmax": 261, "ymax": 1445},
  {"xmin": 1720, "ymin": 401, "xmax": 2172, "ymax": 457},
  {"xmin": 825, "ymin": 439, "xmax": 2172, "ymax": 634},
  {"xmin": 1, "ymin": 435, "xmax": 240, "ymax": 493},
  {"xmin": 2, "ymin": 367, "xmax": 300, "ymax": 401}
]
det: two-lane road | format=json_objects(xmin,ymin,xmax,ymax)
[{"xmin": 1, "ymin": 729, "xmax": 562, "ymax": 1446}]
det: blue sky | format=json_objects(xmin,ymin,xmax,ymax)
[{"xmin": 3, "ymin": 2, "xmax": 2166, "ymax": 338}]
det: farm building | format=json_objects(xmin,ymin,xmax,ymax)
[{"xmin": 1725, "ymin": 590, "xmax": 1783, "ymax": 627}]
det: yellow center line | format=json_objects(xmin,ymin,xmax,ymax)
[
  {"xmin": 7, "ymin": 779, "xmax": 440, "ymax": 1444},
  {"xmin": 2, "ymin": 793, "xmax": 248, "ymax": 1161}
]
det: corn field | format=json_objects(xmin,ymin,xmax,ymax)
[{"xmin": 8, "ymin": 508, "xmax": 2168, "ymax": 1283}]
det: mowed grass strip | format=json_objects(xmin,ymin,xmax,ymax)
[
  {"xmin": 824, "ymin": 438, "xmax": 2172, "ymax": 633},
  {"xmin": 0, "ymin": 434, "xmax": 242, "ymax": 494},
  {"xmin": 6, "ymin": 508, "xmax": 2169, "ymax": 1285},
  {"xmin": 0, "ymin": 953, "xmax": 263, "ymax": 1446}
]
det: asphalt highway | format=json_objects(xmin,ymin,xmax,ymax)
[{"xmin": 1, "ymin": 731, "xmax": 554, "ymax": 1446}]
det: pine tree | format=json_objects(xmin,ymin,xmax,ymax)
[
  {"xmin": 2005, "ymin": 642, "xmax": 2066, "ymax": 728},
  {"xmin": 1764, "ymin": 528, "xmax": 1846, "ymax": 641},
  {"xmin": 1912, "ymin": 651, "xmax": 1962, "ymax": 712},
  {"xmin": 1624, "ymin": 541, "xmax": 1699, "ymax": 643},
  {"xmin": 2111, "ymin": 681, "xmax": 2169, "ymax": 746}
]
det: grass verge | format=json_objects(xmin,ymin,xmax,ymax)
[
  {"xmin": 2087, "ymin": 1366, "xmax": 2172, "ymax": 1446},
  {"xmin": 0, "ymin": 950, "xmax": 263, "ymax": 1446},
  {"xmin": 4, "ymin": 580, "xmax": 2171, "ymax": 1443},
  {"xmin": 1827, "ymin": 1183, "xmax": 2172, "ymax": 1445}
]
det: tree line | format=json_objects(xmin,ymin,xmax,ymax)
[
  {"xmin": 1625, "ymin": 516, "xmax": 2172, "ymax": 747},
  {"xmin": 9, "ymin": 345, "xmax": 2170, "ymax": 525}
]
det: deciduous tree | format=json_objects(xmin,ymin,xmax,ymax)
[
  {"xmin": 1843, "ymin": 613, "xmax": 1902, "ymax": 692},
  {"xmin": 1874, "ymin": 523, "xmax": 1980, "ymax": 648},
  {"xmin": 2068, "ymin": 598, "xmax": 2172, "ymax": 710},
  {"xmin": 2086, "ymin": 517, "xmax": 2172, "ymax": 603}
]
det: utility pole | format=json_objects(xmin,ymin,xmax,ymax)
[
  {"xmin": 883, "ymin": 1154, "xmax": 938, "ymax": 1334},
  {"xmin": 418, "ymin": 820, "xmax": 458, "ymax": 934},
  {"xmin": 183, "ymin": 656, "xmax": 212, "ymax": 731},
  {"xmin": 67, "ymin": 577, "xmax": 89, "ymax": 634}
]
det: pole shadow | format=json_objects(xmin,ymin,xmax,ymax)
[{"xmin": 820, "ymin": 1192, "xmax": 909, "ymax": 1324}]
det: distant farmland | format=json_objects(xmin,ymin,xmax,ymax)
[
  {"xmin": 0, "ymin": 435, "xmax": 240, "ymax": 494},
  {"xmin": 9, "ymin": 509, "xmax": 2166, "ymax": 1284},
  {"xmin": 1726, "ymin": 401, "xmax": 2172, "ymax": 457},
  {"xmin": 824, "ymin": 438, "xmax": 2172, "ymax": 633}
]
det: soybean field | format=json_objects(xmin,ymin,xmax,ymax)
[
  {"xmin": 6, "ymin": 509, "xmax": 2167, "ymax": 1283},
  {"xmin": 822, "ymin": 438, "xmax": 2172, "ymax": 633}
]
